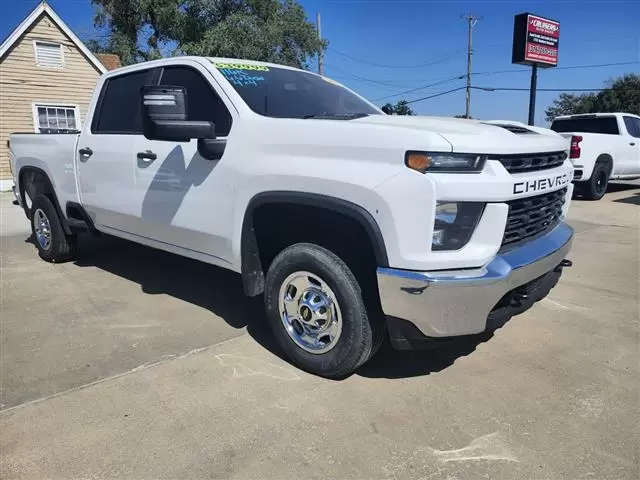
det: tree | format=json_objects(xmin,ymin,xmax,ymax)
[
  {"xmin": 90, "ymin": 0, "xmax": 326, "ymax": 67},
  {"xmin": 381, "ymin": 100, "xmax": 415, "ymax": 115},
  {"xmin": 544, "ymin": 92, "xmax": 597, "ymax": 121},
  {"xmin": 393, "ymin": 100, "xmax": 415, "ymax": 116},
  {"xmin": 545, "ymin": 74, "xmax": 639, "ymax": 121},
  {"xmin": 594, "ymin": 74, "xmax": 640, "ymax": 114},
  {"xmin": 381, "ymin": 103, "xmax": 394, "ymax": 114}
]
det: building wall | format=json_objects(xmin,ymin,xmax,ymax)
[{"xmin": 0, "ymin": 12, "xmax": 102, "ymax": 184}]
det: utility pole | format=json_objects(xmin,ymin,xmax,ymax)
[
  {"xmin": 317, "ymin": 12, "xmax": 324, "ymax": 75},
  {"xmin": 463, "ymin": 14, "xmax": 480, "ymax": 119},
  {"xmin": 528, "ymin": 64, "xmax": 538, "ymax": 125}
]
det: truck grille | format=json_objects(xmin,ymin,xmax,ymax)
[
  {"xmin": 492, "ymin": 151, "xmax": 567, "ymax": 174},
  {"xmin": 502, "ymin": 188, "xmax": 567, "ymax": 247}
]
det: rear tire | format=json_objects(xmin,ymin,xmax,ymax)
[
  {"xmin": 264, "ymin": 243, "xmax": 381, "ymax": 378},
  {"xmin": 30, "ymin": 194, "xmax": 77, "ymax": 263},
  {"xmin": 583, "ymin": 161, "xmax": 610, "ymax": 200}
]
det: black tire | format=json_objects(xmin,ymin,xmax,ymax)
[
  {"xmin": 264, "ymin": 243, "xmax": 381, "ymax": 378},
  {"xmin": 583, "ymin": 161, "xmax": 610, "ymax": 200},
  {"xmin": 30, "ymin": 194, "xmax": 77, "ymax": 263}
]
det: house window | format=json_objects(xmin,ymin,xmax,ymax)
[
  {"xmin": 33, "ymin": 105, "xmax": 79, "ymax": 133},
  {"xmin": 33, "ymin": 41, "xmax": 64, "ymax": 68}
]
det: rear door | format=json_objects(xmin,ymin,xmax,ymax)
[
  {"xmin": 621, "ymin": 116, "xmax": 640, "ymax": 174},
  {"xmin": 131, "ymin": 61, "xmax": 237, "ymax": 263},
  {"xmin": 77, "ymin": 68, "xmax": 155, "ymax": 232}
]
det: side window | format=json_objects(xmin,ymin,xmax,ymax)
[
  {"xmin": 623, "ymin": 116, "xmax": 640, "ymax": 138},
  {"xmin": 598, "ymin": 117, "xmax": 620, "ymax": 135},
  {"xmin": 93, "ymin": 69, "xmax": 153, "ymax": 134},
  {"xmin": 159, "ymin": 66, "xmax": 232, "ymax": 136}
]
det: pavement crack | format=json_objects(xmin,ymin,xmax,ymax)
[{"xmin": 0, "ymin": 334, "xmax": 248, "ymax": 415}]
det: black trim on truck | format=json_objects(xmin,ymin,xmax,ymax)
[
  {"xmin": 18, "ymin": 167, "xmax": 72, "ymax": 235},
  {"xmin": 66, "ymin": 201, "xmax": 100, "ymax": 236},
  {"xmin": 240, "ymin": 191, "xmax": 389, "ymax": 297}
]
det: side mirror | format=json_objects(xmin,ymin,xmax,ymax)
[{"xmin": 141, "ymin": 85, "xmax": 215, "ymax": 142}]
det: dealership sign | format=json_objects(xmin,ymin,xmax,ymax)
[{"xmin": 512, "ymin": 13, "xmax": 560, "ymax": 67}]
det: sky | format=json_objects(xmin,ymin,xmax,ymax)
[{"xmin": 2, "ymin": 0, "xmax": 639, "ymax": 125}]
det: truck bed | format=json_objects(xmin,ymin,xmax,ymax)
[{"xmin": 10, "ymin": 132, "xmax": 80, "ymax": 209}]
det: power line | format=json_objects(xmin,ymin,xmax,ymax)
[
  {"xmin": 405, "ymin": 85, "xmax": 640, "ymax": 105},
  {"xmin": 372, "ymin": 75, "xmax": 465, "ymax": 101},
  {"xmin": 328, "ymin": 47, "xmax": 466, "ymax": 69},
  {"xmin": 406, "ymin": 86, "xmax": 467, "ymax": 104},
  {"xmin": 473, "ymin": 61, "xmax": 640, "ymax": 76},
  {"xmin": 480, "ymin": 87, "xmax": 640, "ymax": 92},
  {"xmin": 325, "ymin": 64, "xmax": 427, "ymax": 88},
  {"xmin": 373, "ymin": 60, "xmax": 640, "ymax": 102}
]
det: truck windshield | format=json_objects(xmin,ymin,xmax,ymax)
[{"xmin": 212, "ymin": 62, "xmax": 381, "ymax": 119}]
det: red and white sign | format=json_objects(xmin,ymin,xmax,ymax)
[{"xmin": 524, "ymin": 14, "xmax": 559, "ymax": 65}]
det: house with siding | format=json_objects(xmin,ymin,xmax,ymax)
[{"xmin": 0, "ymin": 2, "xmax": 112, "ymax": 191}]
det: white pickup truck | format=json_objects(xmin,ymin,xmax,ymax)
[
  {"xmin": 10, "ymin": 57, "xmax": 574, "ymax": 378},
  {"xmin": 550, "ymin": 113, "xmax": 640, "ymax": 200}
]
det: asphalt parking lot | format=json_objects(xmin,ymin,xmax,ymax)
[{"xmin": 1, "ymin": 183, "xmax": 638, "ymax": 479}]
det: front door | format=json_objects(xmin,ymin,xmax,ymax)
[
  {"xmin": 131, "ymin": 62, "xmax": 236, "ymax": 264},
  {"xmin": 77, "ymin": 68, "xmax": 155, "ymax": 232}
]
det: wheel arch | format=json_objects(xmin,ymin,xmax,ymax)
[
  {"xmin": 240, "ymin": 191, "xmax": 389, "ymax": 297},
  {"xmin": 18, "ymin": 166, "xmax": 72, "ymax": 235},
  {"xmin": 595, "ymin": 153, "xmax": 614, "ymax": 176}
]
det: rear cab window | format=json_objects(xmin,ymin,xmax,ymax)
[{"xmin": 550, "ymin": 116, "xmax": 620, "ymax": 135}]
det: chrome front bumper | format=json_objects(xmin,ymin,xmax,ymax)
[{"xmin": 377, "ymin": 222, "xmax": 574, "ymax": 339}]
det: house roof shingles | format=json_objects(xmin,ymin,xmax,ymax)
[{"xmin": 96, "ymin": 53, "xmax": 122, "ymax": 71}]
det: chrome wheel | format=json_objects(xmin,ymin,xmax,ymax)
[
  {"xmin": 278, "ymin": 271, "xmax": 343, "ymax": 354},
  {"xmin": 33, "ymin": 208, "xmax": 52, "ymax": 250}
]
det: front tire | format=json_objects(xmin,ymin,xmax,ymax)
[
  {"xmin": 583, "ymin": 161, "xmax": 610, "ymax": 200},
  {"xmin": 264, "ymin": 243, "xmax": 380, "ymax": 378},
  {"xmin": 30, "ymin": 194, "xmax": 77, "ymax": 262}
]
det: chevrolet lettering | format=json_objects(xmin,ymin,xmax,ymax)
[
  {"xmin": 513, "ymin": 173, "xmax": 571, "ymax": 194},
  {"xmin": 9, "ymin": 57, "xmax": 574, "ymax": 378}
]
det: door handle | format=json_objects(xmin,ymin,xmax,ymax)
[
  {"xmin": 136, "ymin": 150, "xmax": 157, "ymax": 161},
  {"xmin": 79, "ymin": 147, "xmax": 93, "ymax": 157}
]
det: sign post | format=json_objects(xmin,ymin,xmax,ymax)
[
  {"xmin": 512, "ymin": 13, "xmax": 560, "ymax": 125},
  {"xmin": 528, "ymin": 64, "xmax": 538, "ymax": 126}
]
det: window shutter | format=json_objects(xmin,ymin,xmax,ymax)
[{"xmin": 35, "ymin": 41, "xmax": 63, "ymax": 68}]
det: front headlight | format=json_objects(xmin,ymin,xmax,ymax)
[
  {"xmin": 406, "ymin": 152, "xmax": 486, "ymax": 173},
  {"xmin": 432, "ymin": 201, "xmax": 485, "ymax": 251}
]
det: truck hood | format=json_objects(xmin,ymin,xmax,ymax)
[{"xmin": 352, "ymin": 115, "xmax": 569, "ymax": 154}]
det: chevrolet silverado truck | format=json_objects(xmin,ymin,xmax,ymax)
[
  {"xmin": 550, "ymin": 113, "xmax": 640, "ymax": 200},
  {"xmin": 10, "ymin": 57, "xmax": 574, "ymax": 378}
]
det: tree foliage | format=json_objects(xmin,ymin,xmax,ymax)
[
  {"xmin": 545, "ymin": 74, "xmax": 640, "ymax": 121},
  {"xmin": 381, "ymin": 100, "xmax": 415, "ymax": 116},
  {"xmin": 89, "ymin": 0, "xmax": 326, "ymax": 67}
]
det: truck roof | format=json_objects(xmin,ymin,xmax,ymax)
[
  {"xmin": 553, "ymin": 112, "xmax": 638, "ymax": 120},
  {"xmin": 104, "ymin": 56, "xmax": 315, "ymax": 77},
  {"xmin": 207, "ymin": 57, "xmax": 308, "ymax": 72}
]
